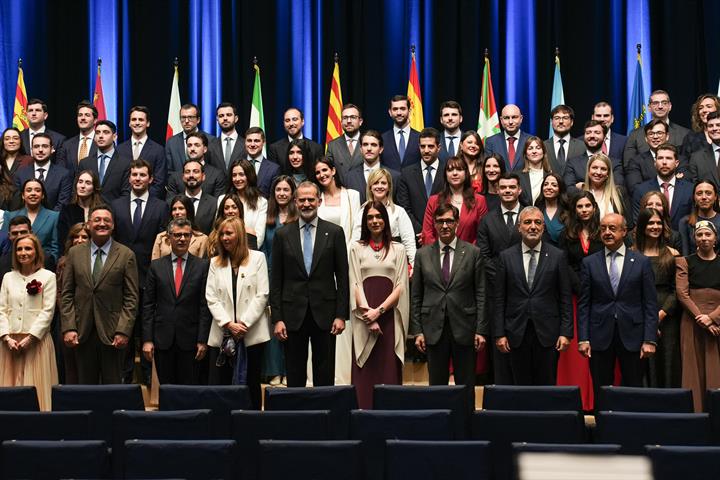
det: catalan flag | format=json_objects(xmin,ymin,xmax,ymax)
[
  {"xmin": 477, "ymin": 54, "xmax": 500, "ymax": 143},
  {"xmin": 627, "ymin": 45, "xmax": 647, "ymax": 133},
  {"xmin": 406, "ymin": 47, "xmax": 424, "ymax": 131},
  {"xmin": 93, "ymin": 61, "xmax": 107, "ymax": 121},
  {"xmin": 166, "ymin": 61, "xmax": 182, "ymax": 140},
  {"xmin": 12, "ymin": 63, "xmax": 29, "ymax": 131},
  {"xmin": 324, "ymin": 56, "xmax": 344, "ymax": 148}
]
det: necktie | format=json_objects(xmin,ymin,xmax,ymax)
[
  {"xmin": 508, "ymin": 136, "xmax": 516, "ymax": 167},
  {"xmin": 79, "ymin": 137, "xmax": 89, "ymax": 162},
  {"xmin": 557, "ymin": 138, "xmax": 566, "ymax": 164},
  {"xmin": 133, "ymin": 198, "xmax": 143, "ymax": 232},
  {"xmin": 602, "ymin": 139, "xmax": 608, "ymax": 155},
  {"xmin": 447, "ymin": 136, "xmax": 456, "ymax": 157},
  {"xmin": 398, "ymin": 130, "xmax": 406, "ymax": 161},
  {"xmin": 36, "ymin": 168, "xmax": 45, "ymax": 182},
  {"xmin": 424, "ymin": 165, "xmax": 434, "ymax": 197},
  {"xmin": 661, "ymin": 182, "xmax": 671, "ymax": 213},
  {"xmin": 441, "ymin": 245, "xmax": 451, "ymax": 285},
  {"xmin": 506, "ymin": 211, "xmax": 515, "ymax": 232},
  {"xmin": 527, "ymin": 249, "xmax": 537, "ymax": 290},
  {"xmin": 99, "ymin": 154, "xmax": 107, "ymax": 183},
  {"xmin": 609, "ymin": 251, "xmax": 620, "ymax": 295},
  {"xmin": 175, "ymin": 256, "xmax": 183, "ymax": 296},
  {"xmin": 347, "ymin": 138, "xmax": 355, "ymax": 155},
  {"xmin": 303, "ymin": 223, "xmax": 313, "ymax": 274},
  {"xmin": 92, "ymin": 249, "xmax": 104, "ymax": 284},
  {"xmin": 224, "ymin": 137, "xmax": 233, "ymax": 165},
  {"xmin": 132, "ymin": 141, "xmax": 141, "ymax": 160}
]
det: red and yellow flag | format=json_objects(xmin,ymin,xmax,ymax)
[
  {"xmin": 324, "ymin": 57, "xmax": 344, "ymax": 148},
  {"xmin": 93, "ymin": 61, "xmax": 107, "ymax": 121},
  {"xmin": 12, "ymin": 64, "xmax": 29, "ymax": 131},
  {"xmin": 406, "ymin": 47, "xmax": 424, "ymax": 131}
]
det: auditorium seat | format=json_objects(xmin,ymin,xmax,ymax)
[
  {"xmin": 0, "ymin": 411, "xmax": 92, "ymax": 442},
  {"xmin": 264, "ymin": 385, "xmax": 358, "ymax": 439},
  {"xmin": 259, "ymin": 440, "xmax": 362, "ymax": 480},
  {"xmin": 232, "ymin": 410, "xmax": 332, "ymax": 480},
  {"xmin": 373, "ymin": 385, "xmax": 471, "ymax": 438},
  {"xmin": 52, "ymin": 384, "xmax": 145, "ymax": 442},
  {"xmin": 0, "ymin": 386, "xmax": 39, "ymax": 411},
  {"xmin": 159, "ymin": 384, "xmax": 252, "ymax": 437},
  {"xmin": 705, "ymin": 389, "xmax": 720, "ymax": 440},
  {"xmin": 350, "ymin": 409, "xmax": 453, "ymax": 480},
  {"xmin": 597, "ymin": 386, "xmax": 694, "ymax": 413},
  {"xmin": 471, "ymin": 410, "xmax": 586, "ymax": 480},
  {"xmin": 647, "ymin": 445, "xmax": 720, "ymax": 480},
  {"xmin": 482, "ymin": 385, "xmax": 582, "ymax": 411},
  {"xmin": 124, "ymin": 439, "xmax": 237, "ymax": 480},
  {"xmin": 1, "ymin": 440, "xmax": 110, "ymax": 479},
  {"xmin": 385, "ymin": 440, "xmax": 491, "ymax": 480},
  {"xmin": 512, "ymin": 442, "xmax": 622, "ymax": 454},
  {"xmin": 594, "ymin": 411, "xmax": 712, "ymax": 454}
]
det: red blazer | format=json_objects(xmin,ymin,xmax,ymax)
[{"xmin": 421, "ymin": 193, "xmax": 488, "ymax": 245}]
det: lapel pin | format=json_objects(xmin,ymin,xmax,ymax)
[{"xmin": 630, "ymin": 258, "xmax": 635, "ymax": 262}]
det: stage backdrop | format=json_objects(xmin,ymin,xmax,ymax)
[{"xmin": 1, "ymin": 0, "xmax": 719, "ymax": 143}]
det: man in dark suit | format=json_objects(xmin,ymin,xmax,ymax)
[
  {"xmin": 344, "ymin": 130, "xmax": 401, "ymax": 204},
  {"xmin": 61, "ymin": 205, "xmax": 139, "ymax": 384},
  {"xmin": 544, "ymin": 105, "xmax": 585, "ymax": 174},
  {"xmin": 207, "ymin": 102, "xmax": 247, "ymax": 173},
  {"xmin": 633, "ymin": 143, "xmax": 694, "ymax": 230},
  {"xmin": 624, "ymin": 90, "xmax": 690, "ymax": 165},
  {"xmin": 78, "ymin": 120, "xmax": 131, "ymax": 204},
  {"xmin": 142, "ymin": 218, "xmax": 210, "ymax": 385},
  {"xmin": 592, "ymin": 101, "xmax": 627, "ymax": 160},
  {"xmin": 484, "ymin": 104, "xmax": 533, "ymax": 172},
  {"xmin": 397, "ymin": 127, "xmax": 445, "ymax": 237},
  {"xmin": 178, "ymin": 159, "xmax": 217, "ymax": 236},
  {"xmin": 578, "ymin": 213, "xmax": 658, "ymax": 403},
  {"xmin": 165, "ymin": 103, "xmax": 218, "ymax": 175},
  {"xmin": 116, "ymin": 106, "xmax": 168, "ymax": 198},
  {"xmin": 380, "ymin": 95, "xmax": 421, "ymax": 170},
  {"xmin": 494, "ymin": 206, "xmax": 572, "ymax": 385},
  {"xmin": 625, "ymin": 119, "xmax": 671, "ymax": 194},
  {"xmin": 326, "ymin": 104, "xmax": 364, "ymax": 183},
  {"xmin": 56, "ymin": 100, "xmax": 98, "ymax": 175},
  {"xmin": 477, "ymin": 172, "xmax": 524, "ymax": 384},
  {"xmin": 244, "ymin": 127, "xmax": 280, "ymax": 198},
  {"xmin": 268, "ymin": 107, "xmax": 323, "ymax": 170},
  {"xmin": 15, "ymin": 133, "xmax": 72, "ymax": 211},
  {"xmin": 438, "ymin": 101, "xmax": 463, "ymax": 162},
  {"xmin": 688, "ymin": 112, "xmax": 720, "ymax": 187},
  {"xmin": 563, "ymin": 120, "xmax": 624, "ymax": 193},
  {"xmin": 166, "ymin": 132, "xmax": 226, "ymax": 198},
  {"xmin": 410, "ymin": 203, "xmax": 487, "ymax": 388},
  {"xmin": 21, "ymin": 98, "xmax": 65, "ymax": 154},
  {"xmin": 270, "ymin": 181, "xmax": 349, "ymax": 387}
]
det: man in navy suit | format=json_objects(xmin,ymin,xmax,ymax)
[
  {"xmin": 15, "ymin": 133, "xmax": 72, "ymax": 212},
  {"xmin": 380, "ymin": 95, "xmax": 420, "ymax": 170},
  {"xmin": 165, "ymin": 103, "xmax": 218, "ymax": 175},
  {"xmin": 268, "ymin": 107, "xmax": 323, "ymax": 170},
  {"xmin": 21, "ymin": 98, "xmax": 65, "ymax": 155},
  {"xmin": 166, "ymin": 132, "xmax": 227, "ymax": 198},
  {"xmin": 56, "ymin": 100, "xmax": 98, "ymax": 175},
  {"xmin": 578, "ymin": 213, "xmax": 657, "ymax": 402},
  {"xmin": 116, "ymin": 106, "xmax": 167, "ymax": 199},
  {"xmin": 344, "ymin": 130, "xmax": 400, "ymax": 204},
  {"xmin": 207, "ymin": 102, "xmax": 247, "ymax": 174},
  {"xmin": 625, "ymin": 119, "xmax": 670, "ymax": 195},
  {"xmin": 688, "ymin": 112, "xmax": 720, "ymax": 187},
  {"xmin": 632, "ymin": 143, "xmax": 693, "ymax": 230},
  {"xmin": 484, "ymin": 104, "xmax": 532, "ymax": 172},
  {"xmin": 563, "ymin": 120, "xmax": 624, "ymax": 193},
  {"xmin": 438, "ymin": 101, "xmax": 463, "ymax": 162},
  {"xmin": 592, "ymin": 102, "xmax": 627, "ymax": 160},
  {"xmin": 494, "ymin": 206, "xmax": 572, "ymax": 385},
  {"xmin": 244, "ymin": 127, "xmax": 279, "ymax": 197},
  {"xmin": 78, "ymin": 120, "xmax": 131, "ymax": 204}
]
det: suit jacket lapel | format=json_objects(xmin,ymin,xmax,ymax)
[
  {"xmin": 531, "ymin": 245, "xmax": 550, "ymax": 291},
  {"xmin": 616, "ymin": 250, "xmax": 635, "ymax": 295},
  {"xmin": 513, "ymin": 244, "xmax": 530, "ymax": 292},
  {"xmin": 96, "ymin": 242, "xmax": 120, "ymax": 286},
  {"xmin": 447, "ymin": 242, "xmax": 465, "ymax": 287},
  {"xmin": 32, "ymin": 208, "xmax": 49, "ymax": 235},
  {"xmin": 413, "ymin": 165, "xmax": 429, "ymax": 201},
  {"xmin": 287, "ymin": 223, "xmax": 306, "ymax": 274},
  {"xmin": 163, "ymin": 256, "xmax": 178, "ymax": 299},
  {"xmin": 430, "ymin": 243, "xmax": 444, "ymax": 287},
  {"xmin": 310, "ymin": 221, "xmax": 329, "ymax": 275}
]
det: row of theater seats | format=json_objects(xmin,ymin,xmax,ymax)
[{"xmin": 1, "ymin": 384, "xmax": 720, "ymax": 480}]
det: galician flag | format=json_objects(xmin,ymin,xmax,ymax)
[
  {"xmin": 325, "ymin": 56, "xmax": 344, "ymax": 149},
  {"xmin": 166, "ymin": 61, "xmax": 182, "ymax": 140},
  {"xmin": 406, "ymin": 47, "xmax": 424, "ymax": 131},
  {"xmin": 549, "ymin": 52, "xmax": 565, "ymax": 137},
  {"xmin": 12, "ymin": 62, "xmax": 29, "ymax": 131},
  {"xmin": 93, "ymin": 60, "xmax": 107, "ymax": 121},
  {"xmin": 249, "ymin": 61, "xmax": 267, "ymax": 156},
  {"xmin": 477, "ymin": 54, "xmax": 500, "ymax": 143}
]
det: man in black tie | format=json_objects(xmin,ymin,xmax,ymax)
[
  {"xmin": 14, "ymin": 133, "xmax": 72, "ymax": 212},
  {"xmin": 166, "ymin": 132, "xmax": 227, "ymax": 198},
  {"xmin": 208, "ymin": 102, "xmax": 247, "ymax": 173},
  {"xmin": 438, "ymin": 101, "xmax": 463, "ymax": 162},
  {"xmin": 244, "ymin": 127, "xmax": 280, "ymax": 198},
  {"xmin": 544, "ymin": 105, "xmax": 585, "ymax": 174},
  {"xmin": 178, "ymin": 159, "xmax": 217, "ymax": 235}
]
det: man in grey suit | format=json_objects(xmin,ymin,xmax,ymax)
[
  {"xmin": 165, "ymin": 103, "xmax": 218, "ymax": 175},
  {"xmin": 688, "ymin": 112, "xmax": 720, "ymax": 187},
  {"xmin": 207, "ymin": 102, "xmax": 246, "ymax": 173},
  {"xmin": 326, "ymin": 103, "xmax": 364, "ymax": 183},
  {"xmin": 544, "ymin": 105, "xmax": 585, "ymax": 174},
  {"xmin": 411, "ymin": 203, "xmax": 487, "ymax": 388}
]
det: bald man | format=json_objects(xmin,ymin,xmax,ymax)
[{"xmin": 484, "ymin": 104, "xmax": 533, "ymax": 172}]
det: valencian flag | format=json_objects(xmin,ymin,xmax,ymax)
[
  {"xmin": 12, "ymin": 60, "xmax": 29, "ymax": 131},
  {"xmin": 477, "ymin": 52, "xmax": 500, "ymax": 143},
  {"xmin": 325, "ymin": 55, "xmax": 344, "ymax": 149},
  {"xmin": 628, "ymin": 44, "xmax": 648, "ymax": 133},
  {"xmin": 549, "ymin": 50, "xmax": 565, "ymax": 137},
  {"xmin": 166, "ymin": 59, "xmax": 182, "ymax": 140},
  {"xmin": 249, "ymin": 60, "xmax": 267, "ymax": 156},
  {"xmin": 93, "ymin": 59, "xmax": 107, "ymax": 121},
  {"xmin": 406, "ymin": 46, "xmax": 424, "ymax": 131}
]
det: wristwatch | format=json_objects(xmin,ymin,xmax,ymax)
[{"xmin": 378, "ymin": 306, "xmax": 386, "ymax": 314}]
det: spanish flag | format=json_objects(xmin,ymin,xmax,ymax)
[
  {"xmin": 407, "ymin": 47, "xmax": 424, "ymax": 131},
  {"xmin": 93, "ymin": 60, "xmax": 107, "ymax": 121},
  {"xmin": 12, "ymin": 63, "xmax": 29, "ymax": 131},
  {"xmin": 324, "ymin": 56, "xmax": 344, "ymax": 148}
]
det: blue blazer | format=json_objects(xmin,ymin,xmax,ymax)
[
  {"xmin": 257, "ymin": 158, "xmax": 280, "ymax": 198},
  {"xmin": 631, "ymin": 178, "xmax": 694, "ymax": 231},
  {"xmin": 578, "ymin": 248, "xmax": 658, "ymax": 351},
  {"xmin": 484, "ymin": 131, "xmax": 532, "ymax": 172},
  {"xmin": 380, "ymin": 128, "xmax": 421, "ymax": 171},
  {"xmin": 117, "ymin": 138, "xmax": 168, "ymax": 198},
  {"xmin": 608, "ymin": 131, "xmax": 627, "ymax": 161},
  {"xmin": 14, "ymin": 163, "xmax": 72, "ymax": 212},
  {"xmin": 3, "ymin": 207, "xmax": 59, "ymax": 261}
]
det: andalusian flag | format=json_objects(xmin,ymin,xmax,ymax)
[
  {"xmin": 12, "ymin": 62, "xmax": 29, "ymax": 131},
  {"xmin": 93, "ymin": 60, "xmax": 107, "ymax": 121},
  {"xmin": 406, "ymin": 47, "xmax": 424, "ymax": 131},
  {"xmin": 477, "ymin": 54, "xmax": 500, "ymax": 143},
  {"xmin": 249, "ymin": 61, "xmax": 267, "ymax": 156},
  {"xmin": 324, "ymin": 56, "xmax": 344, "ymax": 148},
  {"xmin": 628, "ymin": 45, "xmax": 647, "ymax": 133},
  {"xmin": 166, "ymin": 61, "xmax": 182, "ymax": 140},
  {"xmin": 549, "ymin": 52, "xmax": 565, "ymax": 137}
]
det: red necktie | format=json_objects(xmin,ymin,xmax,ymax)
[
  {"xmin": 508, "ymin": 137, "xmax": 516, "ymax": 168},
  {"xmin": 601, "ymin": 140, "xmax": 608, "ymax": 155},
  {"xmin": 175, "ymin": 257, "xmax": 183, "ymax": 296}
]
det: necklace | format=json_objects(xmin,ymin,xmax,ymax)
[{"xmin": 369, "ymin": 239, "xmax": 384, "ymax": 259}]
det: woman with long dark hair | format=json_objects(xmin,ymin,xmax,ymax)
[
  {"xmin": 284, "ymin": 139, "xmax": 316, "ymax": 185},
  {"xmin": 0, "ymin": 127, "xmax": 31, "ymax": 177},
  {"xmin": 315, "ymin": 157, "xmax": 360, "ymax": 246},
  {"xmin": 518, "ymin": 136, "xmax": 552, "ymax": 205},
  {"xmin": 459, "ymin": 131, "xmax": 484, "ymax": 192},
  {"xmin": 58, "ymin": 170, "xmax": 103, "ymax": 255},
  {"xmin": 479, "ymin": 153, "xmax": 506, "ymax": 211},
  {"xmin": 3, "ymin": 179, "xmax": 59, "ymax": 262},
  {"xmin": 534, "ymin": 173, "xmax": 568, "ymax": 247},
  {"xmin": 222, "ymin": 159, "xmax": 267, "ymax": 247},
  {"xmin": 681, "ymin": 94, "xmax": 720, "ymax": 159},
  {"xmin": 679, "ymin": 180, "xmax": 720, "ymax": 255}
]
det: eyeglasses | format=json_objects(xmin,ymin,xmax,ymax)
[
  {"xmin": 434, "ymin": 219, "xmax": 457, "ymax": 226},
  {"xmin": 650, "ymin": 100, "xmax": 670, "ymax": 107},
  {"xmin": 171, "ymin": 232, "xmax": 192, "ymax": 239},
  {"xmin": 341, "ymin": 115, "xmax": 359, "ymax": 121},
  {"xmin": 647, "ymin": 131, "xmax": 667, "ymax": 137},
  {"xmin": 552, "ymin": 115, "xmax": 571, "ymax": 121}
]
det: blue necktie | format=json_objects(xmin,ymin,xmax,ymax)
[
  {"xmin": 398, "ymin": 130, "xmax": 406, "ymax": 161},
  {"xmin": 133, "ymin": 198, "xmax": 143, "ymax": 232},
  {"xmin": 447, "ymin": 136, "xmax": 456, "ymax": 157},
  {"xmin": 99, "ymin": 154, "xmax": 107, "ymax": 183},
  {"xmin": 303, "ymin": 223, "xmax": 313, "ymax": 274},
  {"xmin": 424, "ymin": 165, "xmax": 433, "ymax": 197},
  {"xmin": 609, "ymin": 251, "xmax": 620, "ymax": 295}
]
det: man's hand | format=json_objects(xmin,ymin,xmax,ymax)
[
  {"xmin": 112, "ymin": 333, "xmax": 129, "ymax": 349},
  {"xmin": 578, "ymin": 342, "xmax": 591, "ymax": 358},
  {"xmin": 495, "ymin": 336, "xmax": 511, "ymax": 353},
  {"xmin": 195, "ymin": 343, "xmax": 208, "ymax": 360},
  {"xmin": 331, "ymin": 318, "xmax": 345, "ymax": 335},
  {"xmin": 142, "ymin": 341, "xmax": 154, "ymax": 361},
  {"xmin": 555, "ymin": 336, "xmax": 570, "ymax": 352},
  {"xmin": 415, "ymin": 334, "xmax": 426, "ymax": 353},
  {"xmin": 640, "ymin": 342, "xmax": 656, "ymax": 359},
  {"xmin": 474, "ymin": 334, "xmax": 486, "ymax": 352},
  {"xmin": 274, "ymin": 321, "xmax": 288, "ymax": 341},
  {"xmin": 63, "ymin": 331, "xmax": 79, "ymax": 348}
]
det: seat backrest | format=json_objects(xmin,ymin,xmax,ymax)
[
  {"xmin": 1, "ymin": 440, "xmax": 109, "ymax": 479},
  {"xmin": 705, "ymin": 389, "xmax": 720, "ymax": 441},
  {"xmin": 0, "ymin": 411, "xmax": 92, "ymax": 442},
  {"xmin": 598, "ymin": 386, "xmax": 694, "ymax": 413},
  {"xmin": 258, "ymin": 440, "xmax": 362, "ymax": 480},
  {"xmin": 647, "ymin": 445, "xmax": 720, "ymax": 480},
  {"xmin": 482, "ymin": 385, "xmax": 582, "ymax": 411},
  {"xmin": 0, "ymin": 386, "xmax": 39, "ymax": 411},
  {"xmin": 385, "ymin": 440, "xmax": 491, "ymax": 480},
  {"xmin": 124, "ymin": 439, "xmax": 237, "ymax": 480}
]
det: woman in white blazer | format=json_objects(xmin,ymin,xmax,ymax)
[
  {"xmin": 0, "ymin": 234, "xmax": 57, "ymax": 410},
  {"xmin": 206, "ymin": 217, "xmax": 269, "ymax": 409}
]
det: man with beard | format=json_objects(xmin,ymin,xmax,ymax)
[
  {"xmin": 592, "ymin": 102, "xmax": 627, "ymax": 160},
  {"xmin": 563, "ymin": 120, "xmax": 624, "ymax": 193},
  {"xmin": 326, "ymin": 103, "xmax": 364, "ymax": 182},
  {"xmin": 165, "ymin": 103, "xmax": 219, "ymax": 175},
  {"xmin": 56, "ymin": 101, "xmax": 98, "ymax": 175},
  {"xmin": 625, "ymin": 119, "xmax": 671, "ymax": 194},
  {"xmin": 178, "ymin": 159, "xmax": 216, "ymax": 235},
  {"xmin": 208, "ymin": 102, "xmax": 247, "ymax": 173},
  {"xmin": 381, "ymin": 95, "xmax": 421, "ymax": 170},
  {"xmin": 268, "ymin": 107, "xmax": 323, "ymax": 170},
  {"xmin": 15, "ymin": 133, "xmax": 72, "ymax": 211},
  {"xmin": 166, "ymin": 132, "xmax": 226, "ymax": 198},
  {"xmin": 544, "ymin": 105, "xmax": 584, "ymax": 174},
  {"xmin": 438, "ymin": 101, "xmax": 463, "ymax": 162}
]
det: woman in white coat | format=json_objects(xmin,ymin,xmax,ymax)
[{"xmin": 206, "ymin": 217, "xmax": 270, "ymax": 409}]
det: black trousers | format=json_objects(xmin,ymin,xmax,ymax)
[
  {"xmin": 207, "ymin": 342, "xmax": 266, "ymax": 410},
  {"xmin": 155, "ymin": 344, "xmax": 198, "ymax": 385},
  {"xmin": 426, "ymin": 319, "xmax": 476, "ymax": 388},
  {"xmin": 75, "ymin": 328, "xmax": 124, "ymax": 384},
  {"xmin": 509, "ymin": 321, "xmax": 558, "ymax": 386},
  {"xmin": 284, "ymin": 309, "xmax": 336, "ymax": 387},
  {"xmin": 589, "ymin": 325, "xmax": 645, "ymax": 407}
]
